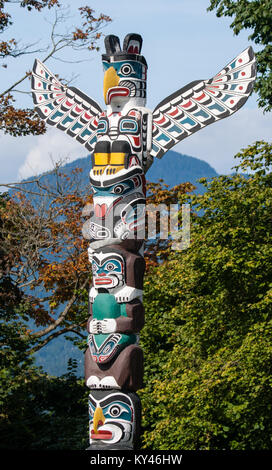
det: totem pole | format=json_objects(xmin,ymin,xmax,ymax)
[{"xmin": 31, "ymin": 33, "xmax": 256, "ymax": 450}]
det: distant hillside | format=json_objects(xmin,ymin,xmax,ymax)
[
  {"xmin": 23, "ymin": 151, "xmax": 217, "ymax": 377},
  {"xmin": 147, "ymin": 151, "xmax": 218, "ymax": 190},
  {"xmin": 60, "ymin": 150, "xmax": 218, "ymax": 192}
]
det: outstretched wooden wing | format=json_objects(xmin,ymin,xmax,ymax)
[
  {"xmin": 31, "ymin": 59, "xmax": 103, "ymax": 152},
  {"xmin": 151, "ymin": 47, "xmax": 256, "ymax": 159}
]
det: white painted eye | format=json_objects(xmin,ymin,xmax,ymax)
[
  {"xmin": 108, "ymin": 404, "xmax": 128, "ymax": 418},
  {"xmin": 109, "ymin": 405, "xmax": 122, "ymax": 417},
  {"xmin": 112, "ymin": 184, "xmax": 125, "ymax": 194},
  {"xmin": 120, "ymin": 63, "xmax": 134, "ymax": 76},
  {"xmin": 105, "ymin": 262, "xmax": 115, "ymax": 271}
]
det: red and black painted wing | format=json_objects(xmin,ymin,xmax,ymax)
[
  {"xmin": 151, "ymin": 47, "xmax": 256, "ymax": 159},
  {"xmin": 31, "ymin": 59, "xmax": 103, "ymax": 152}
]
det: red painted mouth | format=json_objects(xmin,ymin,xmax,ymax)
[
  {"xmin": 95, "ymin": 278, "xmax": 112, "ymax": 285},
  {"xmin": 91, "ymin": 429, "xmax": 112, "ymax": 440},
  {"xmin": 107, "ymin": 87, "xmax": 130, "ymax": 104}
]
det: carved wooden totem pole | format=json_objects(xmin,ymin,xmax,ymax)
[{"xmin": 31, "ymin": 33, "xmax": 256, "ymax": 450}]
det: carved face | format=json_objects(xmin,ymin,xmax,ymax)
[
  {"xmin": 91, "ymin": 168, "xmax": 146, "ymax": 222},
  {"xmin": 89, "ymin": 391, "xmax": 137, "ymax": 446},
  {"xmin": 102, "ymin": 33, "xmax": 147, "ymax": 107},
  {"xmin": 91, "ymin": 252, "xmax": 125, "ymax": 289},
  {"xmin": 102, "ymin": 59, "xmax": 147, "ymax": 104}
]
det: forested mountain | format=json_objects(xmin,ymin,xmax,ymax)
[{"xmin": 49, "ymin": 149, "xmax": 218, "ymax": 191}]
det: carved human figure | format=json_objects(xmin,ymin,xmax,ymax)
[{"xmin": 85, "ymin": 293, "xmax": 144, "ymax": 391}]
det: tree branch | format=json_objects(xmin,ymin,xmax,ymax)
[
  {"xmin": 31, "ymin": 276, "xmax": 89, "ymax": 339},
  {"xmin": 0, "ymin": 5, "xmax": 110, "ymax": 97},
  {"xmin": 29, "ymin": 323, "xmax": 86, "ymax": 354}
]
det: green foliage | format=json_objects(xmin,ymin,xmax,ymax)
[
  {"xmin": 208, "ymin": 0, "xmax": 272, "ymax": 111},
  {"xmin": 2, "ymin": 142, "xmax": 272, "ymax": 449},
  {"xmin": 0, "ymin": 345, "xmax": 88, "ymax": 450},
  {"xmin": 140, "ymin": 141, "xmax": 272, "ymax": 449},
  {"xmin": 0, "ymin": 229, "xmax": 88, "ymax": 449}
]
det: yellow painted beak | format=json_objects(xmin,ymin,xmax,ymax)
[
  {"xmin": 103, "ymin": 66, "xmax": 119, "ymax": 104},
  {"xmin": 93, "ymin": 406, "xmax": 106, "ymax": 434}
]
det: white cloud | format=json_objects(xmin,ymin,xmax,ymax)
[{"xmin": 18, "ymin": 128, "xmax": 88, "ymax": 180}]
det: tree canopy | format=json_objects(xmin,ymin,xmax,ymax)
[
  {"xmin": 140, "ymin": 141, "xmax": 272, "ymax": 449},
  {"xmin": 208, "ymin": 0, "xmax": 272, "ymax": 112}
]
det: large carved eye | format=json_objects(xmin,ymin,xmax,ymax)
[
  {"xmin": 105, "ymin": 262, "xmax": 115, "ymax": 271},
  {"xmin": 120, "ymin": 63, "xmax": 134, "ymax": 76},
  {"xmin": 112, "ymin": 184, "xmax": 125, "ymax": 194},
  {"xmin": 108, "ymin": 405, "xmax": 122, "ymax": 417}
]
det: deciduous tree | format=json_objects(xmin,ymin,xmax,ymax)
[
  {"xmin": 140, "ymin": 141, "xmax": 272, "ymax": 450},
  {"xmin": 0, "ymin": 0, "xmax": 111, "ymax": 136}
]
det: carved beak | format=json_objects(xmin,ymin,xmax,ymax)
[
  {"xmin": 103, "ymin": 66, "xmax": 120, "ymax": 104},
  {"xmin": 93, "ymin": 406, "xmax": 106, "ymax": 434}
]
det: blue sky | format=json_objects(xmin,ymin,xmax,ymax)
[{"xmin": 1, "ymin": 0, "xmax": 271, "ymax": 185}]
